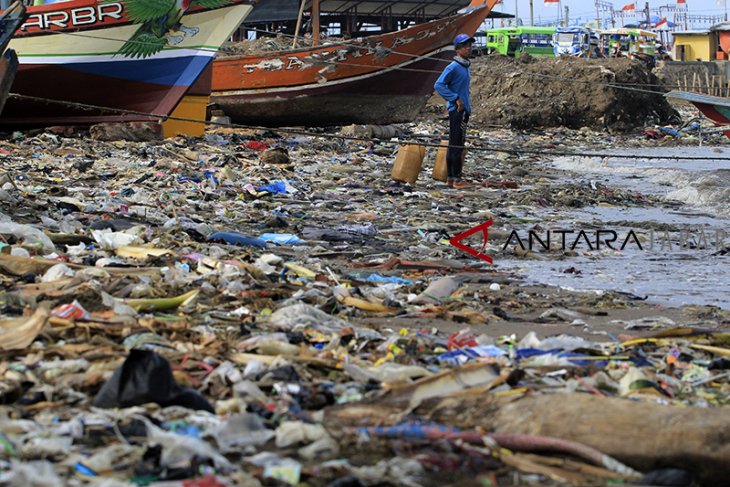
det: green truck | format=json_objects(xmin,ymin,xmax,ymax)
[{"xmin": 483, "ymin": 26, "xmax": 556, "ymax": 57}]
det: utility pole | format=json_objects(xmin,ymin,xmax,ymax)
[
  {"xmin": 645, "ymin": 2, "xmax": 651, "ymax": 29},
  {"xmin": 595, "ymin": 0, "xmax": 600, "ymax": 28},
  {"xmin": 558, "ymin": 0, "xmax": 563, "ymax": 24},
  {"xmin": 564, "ymin": 6, "xmax": 569, "ymax": 27},
  {"xmin": 515, "ymin": 0, "xmax": 519, "ymax": 26},
  {"xmin": 530, "ymin": 0, "xmax": 533, "ymax": 26}
]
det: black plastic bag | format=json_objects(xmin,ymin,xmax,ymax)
[{"xmin": 93, "ymin": 350, "xmax": 214, "ymax": 413}]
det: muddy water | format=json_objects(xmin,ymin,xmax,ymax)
[{"xmin": 497, "ymin": 146, "xmax": 730, "ymax": 309}]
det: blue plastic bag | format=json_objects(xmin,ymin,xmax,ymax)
[
  {"xmin": 257, "ymin": 181, "xmax": 288, "ymax": 194},
  {"xmin": 208, "ymin": 232, "xmax": 266, "ymax": 248},
  {"xmin": 259, "ymin": 233, "xmax": 304, "ymax": 245}
]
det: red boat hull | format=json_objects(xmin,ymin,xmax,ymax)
[
  {"xmin": 666, "ymin": 90, "xmax": 730, "ymax": 138},
  {"xmin": 214, "ymin": 48, "xmax": 453, "ymax": 126},
  {"xmin": 2, "ymin": 64, "xmax": 189, "ymax": 125},
  {"xmin": 211, "ymin": 1, "xmax": 499, "ymax": 127}
]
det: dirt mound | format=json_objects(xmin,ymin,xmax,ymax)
[{"xmin": 463, "ymin": 55, "xmax": 679, "ymax": 131}]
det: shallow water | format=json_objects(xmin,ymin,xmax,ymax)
[
  {"xmin": 497, "ymin": 145, "xmax": 730, "ymax": 309},
  {"xmin": 551, "ymin": 146, "xmax": 730, "ymax": 217}
]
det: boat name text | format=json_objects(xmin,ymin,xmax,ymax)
[{"xmin": 21, "ymin": 3, "xmax": 124, "ymax": 32}]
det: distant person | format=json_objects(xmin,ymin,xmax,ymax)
[
  {"xmin": 656, "ymin": 45, "xmax": 672, "ymax": 61},
  {"xmin": 434, "ymin": 33, "xmax": 475, "ymax": 190}
]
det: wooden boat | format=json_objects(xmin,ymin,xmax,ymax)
[
  {"xmin": 0, "ymin": 0, "xmax": 256, "ymax": 127},
  {"xmin": 211, "ymin": 0, "xmax": 500, "ymax": 127},
  {"xmin": 0, "ymin": 2, "xmax": 25, "ymax": 116},
  {"xmin": 666, "ymin": 90, "xmax": 730, "ymax": 138}
]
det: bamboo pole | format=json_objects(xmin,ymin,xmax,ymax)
[
  {"xmin": 706, "ymin": 72, "xmax": 711, "ymax": 95},
  {"xmin": 291, "ymin": 0, "xmax": 307, "ymax": 48},
  {"xmin": 684, "ymin": 74, "xmax": 688, "ymax": 91}
]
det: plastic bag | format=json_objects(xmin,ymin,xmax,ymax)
[
  {"xmin": 0, "ymin": 222, "xmax": 55, "ymax": 252},
  {"xmin": 207, "ymin": 232, "xmax": 266, "ymax": 248},
  {"xmin": 93, "ymin": 350, "xmax": 214, "ymax": 412},
  {"xmin": 259, "ymin": 233, "xmax": 304, "ymax": 245}
]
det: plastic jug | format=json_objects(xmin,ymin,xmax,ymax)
[
  {"xmin": 433, "ymin": 140, "xmax": 449, "ymax": 182},
  {"xmin": 433, "ymin": 140, "xmax": 466, "ymax": 182},
  {"xmin": 391, "ymin": 144, "xmax": 426, "ymax": 184}
]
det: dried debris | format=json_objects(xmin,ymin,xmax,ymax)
[{"xmin": 0, "ymin": 117, "xmax": 727, "ymax": 487}]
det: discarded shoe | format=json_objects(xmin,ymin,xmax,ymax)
[{"xmin": 451, "ymin": 180, "xmax": 473, "ymax": 190}]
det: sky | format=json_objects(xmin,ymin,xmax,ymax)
[{"xmin": 496, "ymin": 0, "xmax": 730, "ymax": 26}]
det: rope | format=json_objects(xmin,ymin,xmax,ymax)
[{"xmin": 8, "ymin": 92, "xmax": 729, "ymax": 162}]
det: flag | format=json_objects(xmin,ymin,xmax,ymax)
[
  {"xmin": 622, "ymin": 3, "xmax": 636, "ymax": 10},
  {"xmin": 654, "ymin": 17, "xmax": 668, "ymax": 28},
  {"xmin": 544, "ymin": 0, "xmax": 559, "ymax": 6},
  {"xmin": 677, "ymin": 0, "xmax": 686, "ymax": 4}
]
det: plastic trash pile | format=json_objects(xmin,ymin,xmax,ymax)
[{"xmin": 0, "ymin": 124, "xmax": 727, "ymax": 486}]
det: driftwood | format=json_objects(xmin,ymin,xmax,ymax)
[
  {"xmin": 327, "ymin": 390, "xmax": 730, "ymax": 485},
  {"xmin": 489, "ymin": 394, "xmax": 730, "ymax": 485},
  {"xmin": 89, "ymin": 121, "xmax": 162, "ymax": 142},
  {"xmin": 0, "ymin": 254, "xmax": 160, "ymax": 277}
]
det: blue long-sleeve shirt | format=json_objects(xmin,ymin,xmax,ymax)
[{"xmin": 434, "ymin": 60, "xmax": 471, "ymax": 114}]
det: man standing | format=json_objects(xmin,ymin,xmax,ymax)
[{"xmin": 435, "ymin": 33, "xmax": 475, "ymax": 189}]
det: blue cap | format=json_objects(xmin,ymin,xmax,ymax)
[{"xmin": 454, "ymin": 33, "xmax": 476, "ymax": 47}]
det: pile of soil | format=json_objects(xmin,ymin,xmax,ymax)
[{"xmin": 436, "ymin": 55, "xmax": 680, "ymax": 132}]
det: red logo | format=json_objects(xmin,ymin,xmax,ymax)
[{"xmin": 449, "ymin": 220, "xmax": 494, "ymax": 264}]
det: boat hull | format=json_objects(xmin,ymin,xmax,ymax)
[
  {"xmin": 211, "ymin": 3, "xmax": 496, "ymax": 127},
  {"xmin": 0, "ymin": 3, "xmax": 25, "ymax": 115},
  {"xmin": 0, "ymin": 50, "xmax": 18, "ymax": 116},
  {"xmin": 2, "ymin": 1, "xmax": 253, "ymax": 127},
  {"xmin": 215, "ymin": 48, "xmax": 453, "ymax": 126},
  {"xmin": 666, "ymin": 90, "xmax": 730, "ymax": 138}
]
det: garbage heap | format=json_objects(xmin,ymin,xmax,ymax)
[
  {"xmin": 447, "ymin": 56, "xmax": 680, "ymax": 132},
  {"xmin": 0, "ymin": 129, "xmax": 727, "ymax": 487}
]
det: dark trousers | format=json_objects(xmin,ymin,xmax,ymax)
[{"xmin": 447, "ymin": 110, "xmax": 469, "ymax": 180}]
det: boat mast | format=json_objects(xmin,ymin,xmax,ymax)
[
  {"xmin": 313, "ymin": 0, "xmax": 321, "ymax": 45},
  {"xmin": 291, "ymin": 0, "xmax": 307, "ymax": 48}
]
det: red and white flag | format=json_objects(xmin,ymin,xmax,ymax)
[
  {"xmin": 654, "ymin": 17, "xmax": 668, "ymax": 28},
  {"xmin": 676, "ymin": 0, "xmax": 686, "ymax": 4},
  {"xmin": 544, "ymin": 0, "xmax": 559, "ymax": 6},
  {"xmin": 622, "ymin": 3, "xmax": 636, "ymax": 10}
]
